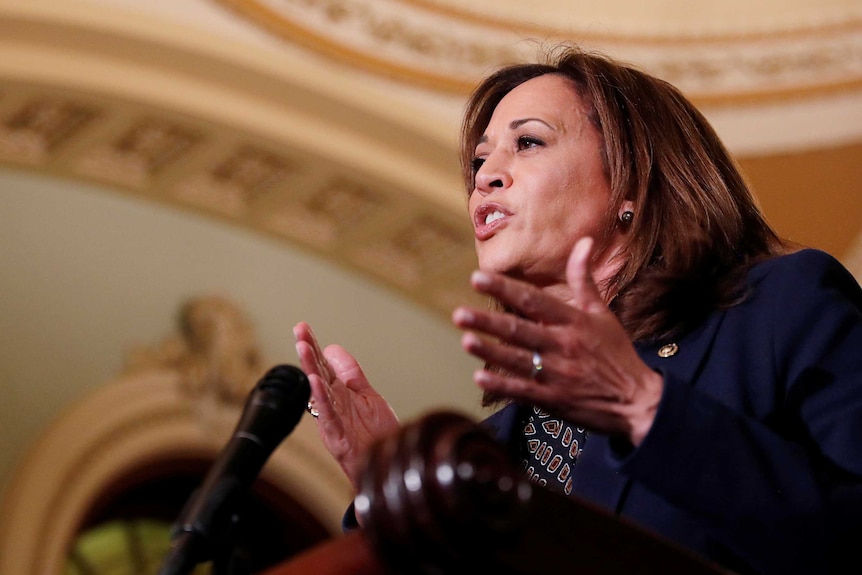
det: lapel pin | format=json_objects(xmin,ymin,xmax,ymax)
[{"xmin": 657, "ymin": 343, "xmax": 679, "ymax": 358}]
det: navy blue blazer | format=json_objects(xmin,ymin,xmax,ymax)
[{"xmin": 483, "ymin": 249, "xmax": 862, "ymax": 574}]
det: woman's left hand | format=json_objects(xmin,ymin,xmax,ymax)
[{"xmin": 452, "ymin": 237, "xmax": 663, "ymax": 446}]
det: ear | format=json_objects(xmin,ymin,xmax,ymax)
[{"xmin": 618, "ymin": 200, "xmax": 635, "ymax": 220}]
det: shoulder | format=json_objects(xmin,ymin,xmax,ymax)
[
  {"xmin": 705, "ymin": 249, "xmax": 862, "ymax": 350},
  {"xmin": 734, "ymin": 249, "xmax": 862, "ymax": 361},
  {"xmin": 750, "ymin": 248, "xmax": 843, "ymax": 277},
  {"xmin": 747, "ymin": 249, "xmax": 862, "ymax": 305}
]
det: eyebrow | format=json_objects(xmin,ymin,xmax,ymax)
[{"xmin": 477, "ymin": 117, "xmax": 554, "ymax": 144}]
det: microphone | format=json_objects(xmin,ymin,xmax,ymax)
[{"xmin": 158, "ymin": 364, "xmax": 311, "ymax": 575}]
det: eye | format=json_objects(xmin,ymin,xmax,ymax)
[
  {"xmin": 517, "ymin": 135, "xmax": 544, "ymax": 150},
  {"xmin": 471, "ymin": 157, "xmax": 486, "ymax": 173}
]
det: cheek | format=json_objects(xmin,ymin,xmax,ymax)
[
  {"xmin": 467, "ymin": 193, "xmax": 479, "ymax": 216},
  {"xmin": 542, "ymin": 182, "xmax": 609, "ymax": 237}
]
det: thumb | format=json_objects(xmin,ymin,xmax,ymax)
[{"xmin": 566, "ymin": 237, "xmax": 605, "ymax": 312}]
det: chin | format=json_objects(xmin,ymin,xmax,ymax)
[
  {"xmin": 477, "ymin": 256, "xmax": 515, "ymax": 275},
  {"xmin": 476, "ymin": 242, "xmax": 521, "ymax": 274}
]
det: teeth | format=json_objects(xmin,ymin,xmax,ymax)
[{"xmin": 484, "ymin": 211, "xmax": 505, "ymax": 225}]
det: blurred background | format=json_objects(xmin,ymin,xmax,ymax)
[{"xmin": 1, "ymin": 1, "xmax": 860, "ymax": 573}]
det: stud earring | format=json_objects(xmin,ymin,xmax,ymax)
[{"xmin": 619, "ymin": 210, "xmax": 634, "ymax": 224}]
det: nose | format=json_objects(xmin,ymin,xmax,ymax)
[{"xmin": 473, "ymin": 152, "xmax": 511, "ymax": 196}]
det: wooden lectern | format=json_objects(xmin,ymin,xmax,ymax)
[{"xmin": 265, "ymin": 411, "xmax": 731, "ymax": 575}]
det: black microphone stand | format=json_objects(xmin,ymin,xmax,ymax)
[
  {"xmin": 210, "ymin": 506, "xmax": 250, "ymax": 575},
  {"xmin": 159, "ymin": 484, "xmax": 246, "ymax": 575},
  {"xmin": 158, "ymin": 364, "xmax": 311, "ymax": 575},
  {"xmin": 161, "ymin": 475, "xmax": 248, "ymax": 574}
]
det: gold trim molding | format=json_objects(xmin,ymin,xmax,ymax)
[{"xmin": 216, "ymin": 0, "xmax": 862, "ymax": 103}]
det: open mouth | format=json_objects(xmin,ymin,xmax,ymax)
[{"xmin": 474, "ymin": 203, "xmax": 511, "ymax": 239}]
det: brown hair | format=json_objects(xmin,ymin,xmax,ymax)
[{"xmin": 461, "ymin": 45, "xmax": 788, "ymax": 346}]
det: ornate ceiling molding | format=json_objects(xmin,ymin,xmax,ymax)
[
  {"xmin": 216, "ymin": 0, "xmax": 862, "ymax": 103},
  {"xmin": 402, "ymin": 0, "xmax": 862, "ymax": 37},
  {"xmin": 0, "ymin": 0, "xmax": 485, "ymax": 318}
]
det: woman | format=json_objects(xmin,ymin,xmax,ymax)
[{"xmin": 294, "ymin": 45, "xmax": 862, "ymax": 574}]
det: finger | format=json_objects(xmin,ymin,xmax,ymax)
[
  {"xmin": 468, "ymin": 269, "xmax": 573, "ymax": 324},
  {"xmin": 308, "ymin": 371, "xmax": 340, "ymax": 422},
  {"xmin": 473, "ymin": 363, "xmax": 557, "ymax": 405},
  {"xmin": 461, "ymin": 331, "xmax": 548, "ymax": 381},
  {"xmin": 566, "ymin": 237, "xmax": 605, "ymax": 313},
  {"xmin": 293, "ymin": 322, "xmax": 321, "ymax": 372},
  {"xmin": 293, "ymin": 321, "xmax": 316, "ymax": 349},
  {"xmin": 295, "ymin": 340, "xmax": 327, "ymax": 385},
  {"xmin": 453, "ymin": 306, "xmax": 547, "ymax": 351},
  {"xmin": 296, "ymin": 341, "xmax": 341, "ymax": 422},
  {"xmin": 293, "ymin": 322, "xmax": 336, "ymax": 382},
  {"xmin": 294, "ymin": 333, "xmax": 325, "ymax": 380}
]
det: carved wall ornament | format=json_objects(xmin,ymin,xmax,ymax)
[
  {"xmin": 113, "ymin": 118, "xmax": 203, "ymax": 175},
  {"xmin": 76, "ymin": 117, "xmax": 204, "ymax": 189},
  {"xmin": 175, "ymin": 145, "xmax": 296, "ymax": 216},
  {"xmin": 0, "ymin": 97, "xmax": 99, "ymax": 163},
  {"xmin": 261, "ymin": 178, "xmax": 389, "ymax": 246},
  {"xmin": 210, "ymin": 145, "xmax": 293, "ymax": 194},
  {"xmin": 123, "ymin": 295, "xmax": 264, "ymax": 404},
  {"xmin": 354, "ymin": 213, "xmax": 472, "ymax": 288}
]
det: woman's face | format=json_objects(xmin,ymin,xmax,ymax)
[{"xmin": 469, "ymin": 74, "xmax": 621, "ymax": 293}]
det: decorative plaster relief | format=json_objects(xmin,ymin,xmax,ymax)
[
  {"xmin": 219, "ymin": 0, "xmax": 862, "ymax": 100},
  {"xmin": 0, "ymin": 98, "xmax": 99, "ymax": 163}
]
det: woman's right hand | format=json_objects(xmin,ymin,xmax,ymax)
[{"xmin": 293, "ymin": 321, "xmax": 400, "ymax": 491}]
